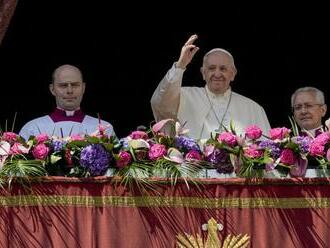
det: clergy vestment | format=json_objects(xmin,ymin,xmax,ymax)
[
  {"xmin": 151, "ymin": 64, "xmax": 271, "ymax": 139},
  {"xmin": 19, "ymin": 108, "xmax": 115, "ymax": 141}
]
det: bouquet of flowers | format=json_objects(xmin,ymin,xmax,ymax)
[
  {"xmin": 238, "ymin": 125, "xmax": 311, "ymax": 178},
  {"xmin": 308, "ymin": 131, "xmax": 330, "ymax": 169},
  {"xmin": 113, "ymin": 119, "xmax": 205, "ymax": 188},
  {"xmin": 0, "ymin": 121, "xmax": 121, "ymax": 188},
  {"xmin": 202, "ymin": 125, "xmax": 243, "ymax": 175},
  {"xmin": 0, "ymin": 131, "xmax": 49, "ymax": 188},
  {"xmin": 47, "ymin": 130, "xmax": 118, "ymax": 177}
]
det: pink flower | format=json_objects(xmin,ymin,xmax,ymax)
[
  {"xmin": 116, "ymin": 151, "xmax": 132, "ymax": 168},
  {"xmin": 280, "ymin": 148, "xmax": 296, "ymax": 165},
  {"xmin": 70, "ymin": 134, "xmax": 84, "ymax": 141},
  {"xmin": 35, "ymin": 134, "xmax": 49, "ymax": 144},
  {"xmin": 244, "ymin": 144, "xmax": 263, "ymax": 158},
  {"xmin": 130, "ymin": 131, "xmax": 148, "ymax": 140},
  {"xmin": 314, "ymin": 132, "xmax": 330, "ymax": 146},
  {"xmin": 245, "ymin": 125, "xmax": 262, "ymax": 140},
  {"xmin": 10, "ymin": 142, "xmax": 29, "ymax": 155},
  {"xmin": 2, "ymin": 132, "xmax": 18, "ymax": 143},
  {"xmin": 32, "ymin": 143, "xmax": 49, "ymax": 160},
  {"xmin": 203, "ymin": 145, "xmax": 215, "ymax": 157},
  {"xmin": 185, "ymin": 150, "xmax": 202, "ymax": 161},
  {"xmin": 148, "ymin": 144, "xmax": 167, "ymax": 161},
  {"xmin": 269, "ymin": 127, "xmax": 290, "ymax": 140},
  {"xmin": 309, "ymin": 142, "xmax": 325, "ymax": 156},
  {"xmin": 218, "ymin": 132, "xmax": 237, "ymax": 147}
]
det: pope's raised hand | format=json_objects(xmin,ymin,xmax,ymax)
[{"xmin": 176, "ymin": 34, "xmax": 199, "ymax": 69}]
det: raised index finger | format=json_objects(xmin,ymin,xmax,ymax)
[{"xmin": 184, "ymin": 34, "xmax": 198, "ymax": 46}]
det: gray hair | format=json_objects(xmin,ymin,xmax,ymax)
[
  {"xmin": 291, "ymin": 86, "xmax": 325, "ymax": 107},
  {"xmin": 202, "ymin": 48, "xmax": 236, "ymax": 70}
]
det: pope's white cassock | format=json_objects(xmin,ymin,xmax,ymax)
[{"xmin": 151, "ymin": 64, "xmax": 271, "ymax": 140}]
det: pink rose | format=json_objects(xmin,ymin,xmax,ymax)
[
  {"xmin": 269, "ymin": 127, "xmax": 290, "ymax": 140},
  {"xmin": 245, "ymin": 125, "xmax": 262, "ymax": 140},
  {"xmin": 116, "ymin": 151, "xmax": 132, "ymax": 168},
  {"xmin": 244, "ymin": 144, "xmax": 263, "ymax": 158},
  {"xmin": 217, "ymin": 132, "xmax": 237, "ymax": 147},
  {"xmin": 2, "ymin": 132, "xmax": 18, "ymax": 143},
  {"xmin": 32, "ymin": 143, "xmax": 50, "ymax": 160},
  {"xmin": 129, "ymin": 131, "xmax": 148, "ymax": 140},
  {"xmin": 314, "ymin": 132, "xmax": 330, "ymax": 146},
  {"xmin": 309, "ymin": 142, "xmax": 325, "ymax": 156},
  {"xmin": 10, "ymin": 142, "xmax": 29, "ymax": 155},
  {"xmin": 148, "ymin": 144, "xmax": 167, "ymax": 161},
  {"xmin": 280, "ymin": 148, "xmax": 296, "ymax": 165},
  {"xmin": 35, "ymin": 134, "xmax": 49, "ymax": 144},
  {"xmin": 185, "ymin": 150, "xmax": 202, "ymax": 161}
]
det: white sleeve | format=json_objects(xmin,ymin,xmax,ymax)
[
  {"xmin": 19, "ymin": 122, "xmax": 36, "ymax": 141},
  {"xmin": 255, "ymin": 105, "xmax": 271, "ymax": 135},
  {"xmin": 150, "ymin": 63, "xmax": 185, "ymax": 121}
]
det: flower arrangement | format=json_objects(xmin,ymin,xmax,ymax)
[
  {"xmin": 0, "ymin": 131, "xmax": 49, "ymax": 188},
  {"xmin": 202, "ymin": 124, "xmax": 242, "ymax": 175},
  {"xmin": 113, "ymin": 119, "xmax": 204, "ymax": 188},
  {"xmin": 238, "ymin": 125, "xmax": 311, "ymax": 178},
  {"xmin": 47, "ymin": 132, "xmax": 117, "ymax": 177},
  {"xmin": 1, "ymin": 117, "xmax": 330, "ymax": 189}
]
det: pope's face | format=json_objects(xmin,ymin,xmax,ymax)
[{"xmin": 201, "ymin": 52, "xmax": 236, "ymax": 94}]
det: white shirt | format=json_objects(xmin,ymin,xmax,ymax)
[
  {"xmin": 151, "ymin": 63, "xmax": 271, "ymax": 139},
  {"xmin": 19, "ymin": 115, "xmax": 115, "ymax": 141}
]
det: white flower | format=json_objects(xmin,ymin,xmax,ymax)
[{"xmin": 0, "ymin": 141, "xmax": 11, "ymax": 169}]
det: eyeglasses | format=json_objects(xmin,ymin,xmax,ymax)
[{"xmin": 292, "ymin": 103, "xmax": 324, "ymax": 112}]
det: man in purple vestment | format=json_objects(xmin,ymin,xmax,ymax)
[{"xmin": 19, "ymin": 64, "xmax": 116, "ymax": 140}]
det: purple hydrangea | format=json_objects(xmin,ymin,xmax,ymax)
[
  {"xmin": 80, "ymin": 144, "xmax": 111, "ymax": 176},
  {"xmin": 259, "ymin": 140, "xmax": 281, "ymax": 158},
  {"xmin": 294, "ymin": 136, "xmax": 311, "ymax": 154},
  {"xmin": 205, "ymin": 148, "xmax": 233, "ymax": 173},
  {"xmin": 52, "ymin": 140, "xmax": 66, "ymax": 152},
  {"xmin": 175, "ymin": 136, "xmax": 201, "ymax": 152}
]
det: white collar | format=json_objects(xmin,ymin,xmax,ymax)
[
  {"xmin": 57, "ymin": 107, "xmax": 80, "ymax": 117},
  {"xmin": 205, "ymin": 86, "xmax": 232, "ymax": 100}
]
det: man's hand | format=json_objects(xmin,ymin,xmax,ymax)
[{"xmin": 176, "ymin": 34, "xmax": 199, "ymax": 69}]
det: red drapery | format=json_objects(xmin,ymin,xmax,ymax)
[
  {"xmin": 1, "ymin": 177, "xmax": 330, "ymax": 247},
  {"xmin": 0, "ymin": 0, "xmax": 17, "ymax": 45}
]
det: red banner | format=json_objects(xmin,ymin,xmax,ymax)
[{"xmin": 1, "ymin": 177, "xmax": 330, "ymax": 247}]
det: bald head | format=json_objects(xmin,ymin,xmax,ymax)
[{"xmin": 52, "ymin": 64, "xmax": 83, "ymax": 84}]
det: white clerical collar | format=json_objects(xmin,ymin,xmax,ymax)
[
  {"xmin": 57, "ymin": 107, "xmax": 80, "ymax": 117},
  {"xmin": 302, "ymin": 126, "xmax": 324, "ymax": 137},
  {"xmin": 205, "ymin": 85, "xmax": 231, "ymax": 100}
]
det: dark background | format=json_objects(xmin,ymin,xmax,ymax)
[{"xmin": 0, "ymin": 3, "xmax": 329, "ymax": 138}]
